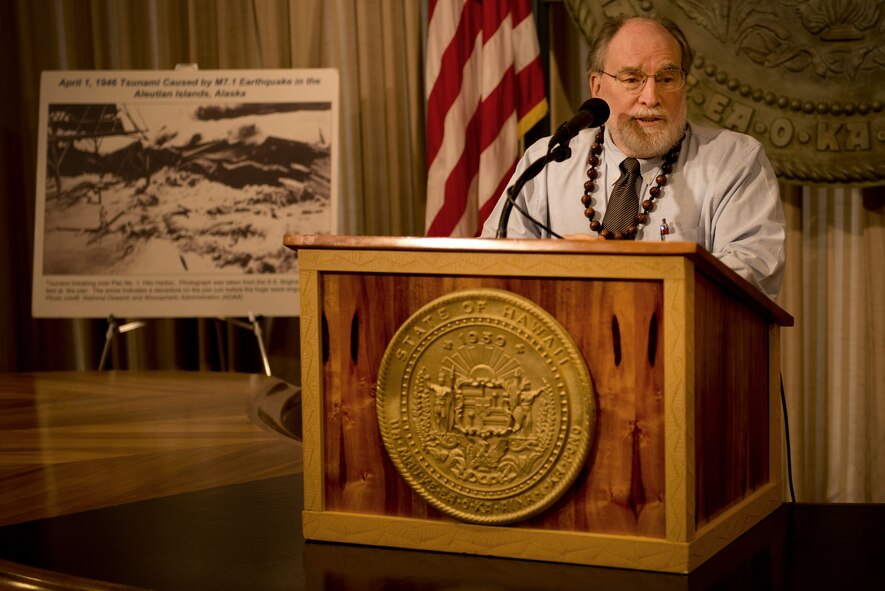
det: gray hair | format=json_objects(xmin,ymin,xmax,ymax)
[{"xmin": 585, "ymin": 15, "xmax": 694, "ymax": 76}]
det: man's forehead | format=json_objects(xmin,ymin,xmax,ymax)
[{"xmin": 605, "ymin": 20, "xmax": 682, "ymax": 65}]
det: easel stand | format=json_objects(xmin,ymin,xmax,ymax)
[
  {"xmin": 219, "ymin": 313, "xmax": 272, "ymax": 377},
  {"xmin": 98, "ymin": 315, "xmax": 146, "ymax": 371},
  {"xmin": 99, "ymin": 313, "xmax": 271, "ymax": 376}
]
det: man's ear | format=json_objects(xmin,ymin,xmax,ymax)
[{"xmin": 588, "ymin": 73, "xmax": 601, "ymax": 98}]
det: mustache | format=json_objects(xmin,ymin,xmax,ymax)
[{"xmin": 625, "ymin": 109, "xmax": 670, "ymax": 121}]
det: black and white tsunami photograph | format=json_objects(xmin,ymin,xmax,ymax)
[{"xmin": 41, "ymin": 100, "xmax": 332, "ymax": 276}]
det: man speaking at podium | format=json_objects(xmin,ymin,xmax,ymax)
[{"xmin": 481, "ymin": 15, "xmax": 785, "ymax": 301}]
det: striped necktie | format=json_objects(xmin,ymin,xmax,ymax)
[{"xmin": 602, "ymin": 157, "xmax": 641, "ymax": 235}]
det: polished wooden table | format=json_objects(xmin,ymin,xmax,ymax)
[
  {"xmin": 0, "ymin": 371, "xmax": 881, "ymax": 590},
  {"xmin": 0, "ymin": 371, "xmax": 302, "ymax": 526}
]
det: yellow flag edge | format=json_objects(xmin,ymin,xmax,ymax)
[{"xmin": 517, "ymin": 98, "xmax": 549, "ymax": 139}]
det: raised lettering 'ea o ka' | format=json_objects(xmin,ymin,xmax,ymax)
[{"xmin": 376, "ymin": 288, "xmax": 595, "ymax": 525}]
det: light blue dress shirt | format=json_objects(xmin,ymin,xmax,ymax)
[{"xmin": 481, "ymin": 122, "xmax": 786, "ymax": 300}]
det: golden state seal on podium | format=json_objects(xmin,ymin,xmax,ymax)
[{"xmin": 376, "ymin": 288, "xmax": 594, "ymax": 524}]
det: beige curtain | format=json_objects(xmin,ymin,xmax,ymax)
[
  {"xmin": 781, "ymin": 186, "xmax": 885, "ymax": 502},
  {"xmin": 1, "ymin": 0, "xmax": 425, "ymax": 385}
]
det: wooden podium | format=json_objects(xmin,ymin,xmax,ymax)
[{"xmin": 283, "ymin": 235, "xmax": 793, "ymax": 574}]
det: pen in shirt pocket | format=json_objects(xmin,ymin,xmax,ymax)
[{"xmin": 660, "ymin": 218, "xmax": 670, "ymax": 241}]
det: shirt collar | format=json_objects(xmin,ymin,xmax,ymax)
[{"xmin": 603, "ymin": 125, "xmax": 687, "ymax": 177}]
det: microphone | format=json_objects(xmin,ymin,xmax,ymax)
[
  {"xmin": 495, "ymin": 99, "xmax": 610, "ymax": 239},
  {"xmin": 547, "ymin": 98, "xmax": 610, "ymax": 150}
]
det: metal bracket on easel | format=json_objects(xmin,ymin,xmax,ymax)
[
  {"xmin": 99, "ymin": 314, "xmax": 147, "ymax": 370},
  {"xmin": 219, "ymin": 312, "xmax": 272, "ymax": 377}
]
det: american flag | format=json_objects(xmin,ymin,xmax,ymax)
[{"xmin": 424, "ymin": 0, "xmax": 548, "ymax": 237}]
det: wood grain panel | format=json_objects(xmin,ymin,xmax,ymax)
[
  {"xmin": 694, "ymin": 275, "xmax": 771, "ymax": 526},
  {"xmin": 320, "ymin": 273, "xmax": 666, "ymax": 538}
]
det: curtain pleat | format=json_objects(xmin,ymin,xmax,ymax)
[{"xmin": 781, "ymin": 186, "xmax": 885, "ymax": 502}]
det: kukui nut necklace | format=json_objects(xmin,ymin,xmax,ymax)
[{"xmin": 581, "ymin": 125, "xmax": 684, "ymax": 239}]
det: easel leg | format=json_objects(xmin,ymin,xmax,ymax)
[
  {"xmin": 98, "ymin": 315, "xmax": 118, "ymax": 371},
  {"xmin": 218, "ymin": 313, "xmax": 272, "ymax": 377},
  {"xmin": 250, "ymin": 312, "xmax": 272, "ymax": 377},
  {"xmin": 98, "ymin": 315, "xmax": 147, "ymax": 370}
]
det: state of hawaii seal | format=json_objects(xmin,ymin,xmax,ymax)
[{"xmin": 376, "ymin": 289, "xmax": 594, "ymax": 524}]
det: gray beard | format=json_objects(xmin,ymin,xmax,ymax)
[{"xmin": 612, "ymin": 107, "xmax": 686, "ymax": 158}]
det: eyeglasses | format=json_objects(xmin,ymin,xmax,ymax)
[{"xmin": 600, "ymin": 68, "xmax": 686, "ymax": 93}]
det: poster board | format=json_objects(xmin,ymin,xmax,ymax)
[{"xmin": 32, "ymin": 68, "xmax": 338, "ymax": 318}]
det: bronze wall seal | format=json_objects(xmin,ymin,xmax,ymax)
[{"xmin": 565, "ymin": 0, "xmax": 885, "ymax": 186}]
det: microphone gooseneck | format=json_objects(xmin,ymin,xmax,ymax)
[{"xmin": 496, "ymin": 98, "xmax": 610, "ymax": 239}]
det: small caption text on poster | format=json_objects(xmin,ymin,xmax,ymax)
[{"xmin": 44, "ymin": 277, "xmax": 298, "ymax": 303}]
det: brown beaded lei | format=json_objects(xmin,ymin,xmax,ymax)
[{"xmin": 581, "ymin": 126, "xmax": 684, "ymax": 239}]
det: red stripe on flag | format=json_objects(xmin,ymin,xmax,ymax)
[
  {"xmin": 479, "ymin": 67, "xmax": 516, "ymax": 152},
  {"xmin": 515, "ymin": 55, "xmax": 546, "ymax": 121},
  {"xmin": 482, "ymin": 0, "xmax": 509, "ymax": 41},
  {"xmin": 426, "ymin": 3, "xmax": 481, "ymax": 168},
  {"xmin": 509, "ymin": 0, "xmax": 531, "ymax": 22},
  {"xmin": 426, "ymin": 105, "xmax": 483, "ymax": 236}
]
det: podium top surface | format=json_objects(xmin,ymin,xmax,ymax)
[
  {"xmin": 284, "ymin": 235, "xmax": 793, "ymax": 326},
  {"xmin": 285, "ymin": 234, "xmax": 707, "ymax": 255}
]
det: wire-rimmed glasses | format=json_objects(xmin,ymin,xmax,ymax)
[{"xmin": 600, "ymin": 68, "xmax": 686, "ymax": 93}]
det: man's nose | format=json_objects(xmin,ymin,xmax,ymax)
[{"xmin": 637, "ymin": 78, "xmax": 661, "ymax": 105}]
